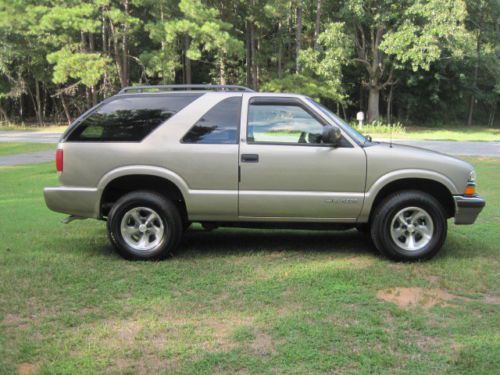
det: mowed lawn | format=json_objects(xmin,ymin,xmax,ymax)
[
  {"xmin": 0, "ymin": 143, "xmax": 54, "ymax": 157},
  {"xmin": 0, "ymin": 159, "xmax": 499, "ymax": 374},
  {"xmin": 369, "ymin": 127, "xmax": 500, "ymax": 142}
]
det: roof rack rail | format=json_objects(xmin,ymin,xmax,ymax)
[{"xmin": 118, "ymin": 84, "xmax": 255, "ymax": 94}]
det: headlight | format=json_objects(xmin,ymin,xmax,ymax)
[{"xmin": 468, "ymin": 170, "xmax": 476, "ymax": 184}]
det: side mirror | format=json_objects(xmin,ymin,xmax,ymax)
[{"xmin": 322, "ymin": 124, "xmax": 342, "ymax": 146}]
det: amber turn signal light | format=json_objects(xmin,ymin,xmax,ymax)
[{"xmin": 464, "ymin": 185, "xmax": 476, "ymax": 196}]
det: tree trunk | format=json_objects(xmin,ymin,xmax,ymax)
[
  {"xmin": 488, "ymin": 102, "xmax": 497, "ymax": 127},
  {"xmin": 91, "ymin": 86, "xmax": 97, "ymax": 106},
  {"xmin": 102, "ymin": 11, "xmax": 107, "ymax": 54},
  {"xmin": 367, "ymin": 87, "xmax": 380, "ymax": 123},
  {"xmin": 387, "ymin": 84, "xmax": 394, "ymax": 124},
  {"xmin": 35, "ymin": 80, "xmax": 43, "ymax": 125},
  {"xmin": 250, "ymin": 18, "xmax": 258, "ymax": 90},
  {"xmin": 219, "ymin": 53, "xmax": 226, "ymax": 85},
  {"xmin": 245, "ymin": 20, "xmax": 252, "ymax": 87},
  {"xmin": 110, "ymin": 21, "xmax": 125, "ymax": 87},
  {"xmin": 313, "ymin": 0, "xmax": 322, "ymax": 50},
  {"xmin": 19, "ymin": 95, "xmax": 24, "ymax": 124},
  {"xmin": 0, "ymin": 102, "xmax": 10, "ymax": 123},
  {"xmin": 60, "ymin": 94, "xmax": 72, "ymax": 125},
  {"xmin": 278, "ymin": 43, "xmax": 282, "ymax": 79},
  {"xmin": 183, "ymin": 35, "xmax": 191, "ymax": 84},
  {"xmin": 295, "ymin": 1, "xmax": 302, "ymax": 73},
  {"xmin": 122, "ymin": 0, "xmax": 130, "ymax": 87},
  {"xmin": 467, "ymin": 21, "xmax": 482, "ymax": 126}
]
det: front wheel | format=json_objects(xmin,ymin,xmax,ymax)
[
  {"xmin": 370, "ymin": 190, "xmax": 447, "ymax": 261},
  {"xmin": 107, "ymin": 191, "xmax": 183, "ymax": 260}
]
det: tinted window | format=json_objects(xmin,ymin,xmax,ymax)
[
  {"xmin": 248, "ymin": 103, "xmax": 325, "ymax": 144},
  {"xmin": 182, "ymin": 97, "xmax": 241, "ymax": 144},
  {"xmin": 67, "ymin": 94, "xmax": 201, "ymax": 142}
]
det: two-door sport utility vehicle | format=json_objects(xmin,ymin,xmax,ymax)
[{"xmin": 44, "ymin": 84, "xmax": 485, "ymax": 261}]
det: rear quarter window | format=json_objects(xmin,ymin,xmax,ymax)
[
  {"xmin": 66, "ymin": 94, "xmax": 201, "ymax": 142},
  {"xmin": 182, "ymin": 96, "xmax": 242, "ymax": 144}
]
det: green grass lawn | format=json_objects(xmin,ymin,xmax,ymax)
[
  {"xmin": 0, "ymin": 160, "xmax": 499, "ymax": 374},
  {"xmin": 0, "ymin": 143, "xmax": 55, "ymax": 156},
  {"xmin": 368, "ymin": 127, "xmax": 500, "ymax": 142}
]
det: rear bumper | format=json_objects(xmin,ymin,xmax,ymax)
[
  {"xmin": 44, "ymin": 186, "xmax": 99, "ymax": 218},
  {"xmin": 453, "ymin": 195, "xmax": 485, "ymax": 225}
]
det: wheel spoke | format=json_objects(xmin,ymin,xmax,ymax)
[
  {"xmin": 130, "ymin": 209, "xmax": 142, "ymax": 224},
  {"xmin": 405, "ymin": 234, "xmax": 416, "ymax": 250},
  {"xmin": 417, "ymin": 224, "xmax": 431, "ymax": 237},
  {"xmin": 145, "ymin": 212, "xmax": 156, "ymax": 226},
  {"xmin": 124, "ymin": 225, "xmax": 138, "ymax": 235},
  {"xmin": 397, "ymin": 213, "xmax": 407, "ymax": 226}
]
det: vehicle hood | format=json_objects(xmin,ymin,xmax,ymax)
[{"xmin": 363, "ymin": 141, "xmax": 474, "ymax": 194}]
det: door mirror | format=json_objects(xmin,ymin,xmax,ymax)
[{"xmin": 322, "ymin": 124, "xmax": 342, "ymax": 146}]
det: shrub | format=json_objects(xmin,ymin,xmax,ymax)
[{"xmin": 351, "ymin": 120, "xmax": 406, "ymax": 134}]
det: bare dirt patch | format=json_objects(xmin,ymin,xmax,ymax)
[
  {"xmin": 17, "ymin": 363, "xmax": 39, "ymax": 375},
  {"xmin": 483, "ymin": 295, "xmax": 500, "ymax": 305},
  {"xmin": 251, "ymin": 331, "xmax": 276, "ymax": 355},
  {"xmin": 377, "ymin": 287, "xmax": 460, "ymax": 309}
]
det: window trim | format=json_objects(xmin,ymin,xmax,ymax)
[
  {"xmin": 180, "ymin": 96, "xmax": 242, "ymax": 145},
  {"xmin": 247, "ymin": 97, "xmax": 352, "ymax": 148},
  {"xmin": 64, "ymin": 93, "xmax": 203, "ymax": 143}
]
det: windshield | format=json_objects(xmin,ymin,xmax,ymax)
[{"xmin": 305, "ymin": 98, "xmax": 367, "ymax": 144}]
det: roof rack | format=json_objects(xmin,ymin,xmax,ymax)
[{"xmin": 118, "ymin": 84, "xmax": 255, "ymax": 94}]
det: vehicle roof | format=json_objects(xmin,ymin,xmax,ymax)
[
  {"xmin": 115, "ymin": 84, "xmax": 306, "ymax": 100},
  {"xmin": 115, "ymin": 91, "xmax": 307, "ymax": 99}
]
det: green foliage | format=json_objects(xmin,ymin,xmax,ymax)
[
  {"xmin": 47, "ymin": 48, "xmax": 112, "ymax": 87},
  {"xmin": 0, "ymin": 0, "xmax": 497, "ymax": 126},
  {"xmin": 380, "ymin": 0, "xmax": 472, "ymax": 71},
  {"xmin": 299, "ymin": 22, "xmax": 351, "ymax": 102},
  {"xmin": 262, "ymin": 74, "xmax": 343, "ymax": 102}
]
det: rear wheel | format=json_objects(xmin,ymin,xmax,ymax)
[
  {"xmin": 107, "ymin": 191, "xmax": 183, "ymax": 260},
  {"xmin": 370, "ymin": 190, "xmax": 447, "ymax": 261}
]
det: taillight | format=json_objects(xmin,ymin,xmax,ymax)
[{"xmin": 56, "ymin": 149, "xmax": 63, "ymax": 172}]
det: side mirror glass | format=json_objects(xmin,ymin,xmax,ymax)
[{"xmin": 322, "ymin": 124, "xmax": 342, "ymax": 146}]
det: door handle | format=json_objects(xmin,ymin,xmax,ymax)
[{"xmin": 241, "ymin": 154, "xmax": 259, "ymax": 163}]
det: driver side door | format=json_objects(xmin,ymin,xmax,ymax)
[{"xmin": 238, "ymin": 96, "xmax": 366, "ymax": 221}]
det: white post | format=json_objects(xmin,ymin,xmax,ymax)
[{"xmin": 356, "ymin": 111, "xmax": 364, "ymax": 129}]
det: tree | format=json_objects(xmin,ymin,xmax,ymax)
[
  {"xmin": 157, "ymin": 0, "xmax": 243, "ymax": 85},
  {"xmin": 264, "ymin": 22, "xmax": 350, "ymax": 103},
  {"xmin": 341, "ymin": 0, "xmax": 470, "ymax": 122}
]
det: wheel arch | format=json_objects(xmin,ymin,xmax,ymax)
[
  {"xmin": 97, "ymin": 166, "xmax": 190, "ymax": 221},
  {"xmin": 367, "ymin": 178, "xmax": 456, "ymax": 222},
  {"xmin": 357, "ymin": 170, "xmax": 458, "ymax": 222}
]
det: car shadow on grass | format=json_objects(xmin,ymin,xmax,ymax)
[{"xmin": 178, "ymin": 227, "xmax": 376, "ymax": 259}]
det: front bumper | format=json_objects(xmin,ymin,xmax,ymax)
[
  {"xmin": 453, "ymin": 195, "xmax": 485, "ymax": 225},
  {"xmin": 44, "ymin": 186, "xmax": 100, "ymax": 218}
]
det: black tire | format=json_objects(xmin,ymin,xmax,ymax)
[
  {"xmin": 370, "ymin": 190, "xmax": 447, "ymax": 261},
  {"xmin": 107, "ymin": 191, "xmax": 183, "ymax": 260}
]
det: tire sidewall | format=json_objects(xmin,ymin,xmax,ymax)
[
  {"xmin": 107, "ymin": 192, "xmax": 180, "ymax": 260},
  {"xmin": 373, "ymin": 191, "xmax": 447, "ymax": 261}
]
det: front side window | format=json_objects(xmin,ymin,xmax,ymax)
[
  {"xmin": 305, "ymin": 97, "xmax": 366, "ymax": 144},
  {"xmin": 247, "ymin": 102, "xmax": 325, "ymax": 144},
  {"xmin": 182, "ymin": 96, "xmax": 242, "ymax": 144},
  {"xmin": 67, "ymin": 94, "xmax": 201, "ymax": 142}
]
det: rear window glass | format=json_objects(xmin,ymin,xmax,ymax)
[
  {"xmin": 182, "ymin": 97, "xmax": 241, "ymax": 144},
  {"xmin": 67, "ymin": 94, "xmax": 201, "ymax": 142}
]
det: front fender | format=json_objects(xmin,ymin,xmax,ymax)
[{"xmin": 357, "ymin": 169, "xmax": 458, "ymax": 222}]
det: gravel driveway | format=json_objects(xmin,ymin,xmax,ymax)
[{"xmin": 0, "ymin": 131, "xmax": 499, "ymax": 166}]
